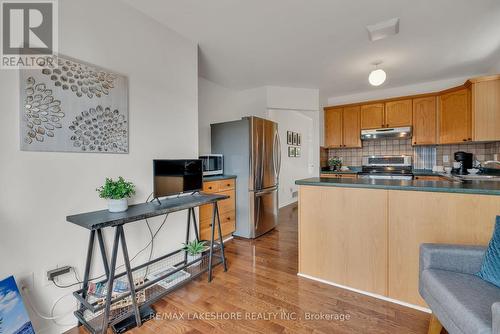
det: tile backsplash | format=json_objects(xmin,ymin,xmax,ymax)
[{"xmin": 326, "ymin": 140, "xmax": 500, "ymax": 168}]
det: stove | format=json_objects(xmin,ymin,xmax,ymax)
[{"xmin": 358, "ymin": 155, "xmax": 413, "ymax": 180}]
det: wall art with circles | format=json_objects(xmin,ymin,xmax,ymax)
[{"xmin": 20, "ymin": 55, "xmax": 128, "ymax": 153}]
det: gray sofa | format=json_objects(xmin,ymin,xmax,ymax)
[{"xmin": 419, "ymin": 243, "xmax": 500, "ymax": 334}]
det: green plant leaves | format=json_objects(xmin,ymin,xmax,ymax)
[
  {"xmin": 96, "ymin": 176, "xmax": 135, "ymax": 200},
  {"xmin": 183, "ymin": 240, "xmax": 207, "ymax": 256}
]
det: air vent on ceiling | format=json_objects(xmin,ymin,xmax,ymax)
[{"xmin": 366, "ymin": 18, "xmax": 400, "ymax": 42}]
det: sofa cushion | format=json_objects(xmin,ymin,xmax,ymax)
[
  {"xmin": 421, "ymin": 269, "xmax": 500, "ymax": 334},
  {"xmin": 477, "ymin": 216, "xmax": 500, "ymax": 289}
]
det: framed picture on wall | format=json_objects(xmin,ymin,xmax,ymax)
[
  {"xmin": 288, "ymin": 146, "xmax": 296, "ymax": 157},
  {"xmin": 292, "ymin": 132, "xmax": 298, "ymax": 145},
  {"xmin": 297, "ymin": 134, "xmax": 301, "ymax": 146},
  {"xmin": 287, "ymin": 131, "xmax": 293, "ymax": 145},
  {"xmin": 296, "ymin": 147, "xmax": 301, "ymax": 157}
]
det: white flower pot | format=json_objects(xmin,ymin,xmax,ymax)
[
  {"xmin": 187, "ymin": 253, "xmax": 201, "ymax": 267},
  {"xmin": 108, "ymin": 198, "xmax": 128, "ymax": 213}
]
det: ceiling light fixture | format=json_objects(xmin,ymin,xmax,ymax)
[{"xmin": 369, "ymin": 62, "xmax": 386, "ymax": 86}]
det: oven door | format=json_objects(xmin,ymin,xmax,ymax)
[{"xmin": 201, "ymin": 156, "xmax": 223, "ymax": 176}]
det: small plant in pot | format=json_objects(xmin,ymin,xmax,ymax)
[
  {"xmin": 183, "ymin": 240, "xmax": 208, "ymax": 267},
  {"xmin": 96, "ymin": 177, "xmax": 135, "ymax": 213},
  {"xmin": 328, "ymin": 157, "xmax": 342, "ymax": 171}
]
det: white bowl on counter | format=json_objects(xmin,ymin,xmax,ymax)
[{"xmin": 467, "ymin": 168, "xmax": 480, "ymax": 175}]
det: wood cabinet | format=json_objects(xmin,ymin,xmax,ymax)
[
  {"xmin": 299, "ymin": 186, "xmax": 388, "ymax": 296},
  {"xmin": 342, "ymin": 106, "xmax": 361, "ymax": 147},
  {"xmin": 438, "ymin": 88, "xmax": 471, "ymax": 144},
  {"xmin": 388, "ymin": 190, "xmax": 497, "ymax": 306},
  {"xmin": 385, "ymin": 99, "xmax": 412, "ymax": 127},
  {"xmin": 412, "ymin": 96, "xmax": 437, "ymax": 145},
  {"xmin": 324, "ymin": 106, "xmax": 361, "ymax": 148},
  {"xmin": 413, "ymin": 175, "xmax": 452, "ymax": 182},
  {"xmin": 472, "ymin": 77, "xmax": 500, "ymax": 142},
  {"xmin": 324, "ymin": 108, "xmax": 343, "ymax": 148},
  {"xmin": 200, "ymin": 177, "xmax": 236, "ymax": 240},
  {"xmin": 360, "ymin": 103, "xmax": 385, "ymax": 129}
]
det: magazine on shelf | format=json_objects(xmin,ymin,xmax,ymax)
[{"xmin": 146, "ymin": 266, "xmax": 191, "ymax": 289}]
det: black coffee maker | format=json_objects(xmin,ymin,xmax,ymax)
[{"xmin": 454, "ymin": 151, "xmax": 473, "ymax": 175}]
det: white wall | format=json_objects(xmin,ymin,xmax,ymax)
[
  {"xmin": 0, "ymin": 1, "xmax": 198, "ymax": 333},
  {"xmin": 326, "ymin": 75, "xmax": 476, "ymax": 106},
  {"xmin": 268, "ymin": 110, "xmax": 314, "ymax": 207},
  {"xmin": 198, "ymin": 79, "xmax": 266, "ymax": 153},
  {"xmin": 491, "ymin": 59, "xmax": 500, "ymax": 73}
]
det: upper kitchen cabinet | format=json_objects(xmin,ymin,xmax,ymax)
[
  {"xmin": 471, "ymin": 76, "xmax": 500, "ymax": 142},
  {"xmin": 438, "ymin": 88, "xmax": 471, "ymax": 144},
  {"xmin": 342, "ymin": 106, "xmax": 361, "ymax": 148},
  {"xmin": 412, "ymin": 96, "xmax": 437, "ymax": 145},
  {"xmin": 324, "ymin": 107, "xmax": 343, "ymax": 148},
  {"xmin": 385, "ymin": 99, "xmax": 412, "ymax": 128},
  {"xmin": 324, "ymin": 106, "xmax": 361, "ymax": 148},
  {"xmin": 360, "ymin": 103, "xmax": 385, "ymax": 129}
]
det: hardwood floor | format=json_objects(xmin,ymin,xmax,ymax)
[{"xmin": 67, "ymin": 203, "xmax": 431, "ymax": 334}]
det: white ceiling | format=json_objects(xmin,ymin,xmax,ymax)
[{"xmin": 124, "ymin": 0, "xmax": 500, "ymax": 98}]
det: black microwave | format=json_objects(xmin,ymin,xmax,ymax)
[{"xmin": 199, "ymin": 154, "xmax": 224, "ymax": 176}]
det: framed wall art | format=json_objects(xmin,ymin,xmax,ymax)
[{"xmin": 20, "ymin": 54, "xmax": 129, "ymax": 153}]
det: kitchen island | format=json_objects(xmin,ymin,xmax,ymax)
[{"xmin": 295, "ymin": 177, "xmax": 500, "ymax": 309}]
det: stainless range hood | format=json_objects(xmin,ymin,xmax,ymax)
[{"xmin": 361, "ymin": 126, "xmax": 412, "ymax": 140}]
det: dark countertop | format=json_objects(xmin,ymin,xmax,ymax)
[
  {"xmin": 67, "ymin": 193, "xmax": 229, "ymax": 230},
  {"xmin": 320, "ymin": 167, "xmax": 361, "ymax": 174},
  {"xmin": 295, "ymin": 177, "xmax": 500, "ymax": 196},
  {"xmin": 203, "ymin": 174, "xmax": 237, "ymax": 181}
]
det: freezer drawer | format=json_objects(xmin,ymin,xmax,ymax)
[{"xmin": 250, "ymin": 187, "xmax": 278, "ymax": 238}]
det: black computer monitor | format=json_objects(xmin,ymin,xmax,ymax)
[{"xmin": 153, "ymin": 159, "xmax": 203, "ymax": 198}]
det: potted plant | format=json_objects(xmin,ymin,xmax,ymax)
[
  {"xmin": 328, "ymin": 157, "xmax": 342, "ymax": 171},
  {"xmin": 96, "ymin": 177, "xmax": 135, "ymax": 213},
  {"xmin": 183, "ymin": 240, "xmax": 207, "ymax": 267}
]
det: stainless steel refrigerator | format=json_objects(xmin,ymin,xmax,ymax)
[{"xmin": 211, "ymin": 116, "xmax": 281, "ymax": 239}]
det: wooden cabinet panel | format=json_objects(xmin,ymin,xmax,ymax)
[
  {"xmin": 324, "ymin": 108, "xmax": 343, "ymax": 148},
  {"xmin": 200, "ymin": 211, "xmax": 236, "ymax": 241},
  {"xmin": 299, "ymin": 186, "xmax": 388, "ymax": 296},
  {"xmin": 342, "ymin": 106, "xmax": 361, "ymax": 148},
  {"xmin": 200, "ymin": 178, "xmax": 236, "ymax": 239},
  {"xmin": 360, "ymin": 103, "xmax": 385, "ymax": 129},
  {"xmin": 203, "ymin": 181, "xmax": 220, "ymax": 193},
  {"xmin": 388, "ymin": 191, "xmax": 497, "ymax": 306},
  {"xmin": 412, "ymin": 96, "xmax": 437, "ymax": 145},
  {"xmin": 385, "ymin": 99, "xmax": 412, "ymax": 127},
  {"xmin": 473, "ymin": 79, "xmax": 500, "ymax": 141},
  {"xmin": 438, "ymin": 88, "xmax": 471, "ymax": 144}
]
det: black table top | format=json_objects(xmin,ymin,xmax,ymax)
[{"xmin": 67, "ymin": 193, "xmax": 229, "ymax": 230}]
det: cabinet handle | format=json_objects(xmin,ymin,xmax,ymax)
[
  {"xmin": 208, "ymin": 186, "xmax": 212, "ymax": 189},
  {"xmin": 413, "ymin": 142, "xmax": 417, "ymax": 145},
  {"xmin": 463, "ymin": 139, "xmax": 467, "ymax": 142},
  {"xmin": 468, "ymin": 138, "xmax": 472, "ymax": 141},
  {"xmin": 227, "ymin": 183, "xmax": 231, "ymax": 187},
  {"xmin": 227, "ymin": 217, "xmax": 231, "ymax": 221}
]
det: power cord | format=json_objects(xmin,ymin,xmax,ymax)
[{"xmin": 21, "ymin": 285, "xmax": 75, "ymax": 321}]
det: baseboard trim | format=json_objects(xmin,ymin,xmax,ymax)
[
  {"xmin": 297, "ymin": 273, "xmax": 431, "ymax": 314},
  {"xmin": 223, "ymin": 236, "xmax": 234, "ymax": 243}
]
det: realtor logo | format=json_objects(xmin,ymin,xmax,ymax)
[{"xmin": 1, "ymin": 0, "xmax": 58, "ymax": 69}]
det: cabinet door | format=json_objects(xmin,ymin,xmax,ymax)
[
  {"xmin": 361, "ymin": 103, "xmax": 385, "ymax": 129},
  {"xmin": 324, "ymin": 108, "xmax": 343, "ymax": 148},
  {"xmin": 342, "ymin": 106, "xmax": 361, "ymax": 148},
  {"xmin": 473, "ymin": 79, "xmax": 500, "ymax": 141},
  {"xmin": 412, "ymin": 96, "xmax": 437, "ymax": 145},
  {"xmin": 438, "ymin": 88, "xmax": 471, "ymax": 144},
  {"xmin": 385, "ymin": 99, "xmax": 412, "ymax": 127}
]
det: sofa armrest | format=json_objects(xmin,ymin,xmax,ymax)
[
  {"xmin": 494, "ymin": 302, "xmax": 500, "ymax": 334},
  {"xmin": 420, "ymin": 243, "xmax": 486, "ymax": 276}
]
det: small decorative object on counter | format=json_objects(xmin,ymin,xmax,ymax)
[
  {"xmin": 183, "ymin": 240, "xmax": 208, "ymax": 267},
  {"xmin": 328, "ymin": 157, "xmax": 342, "ymax": 171},
  {"xmin": 96, "ymin": 177, "xmax": 135, "ymax": 213}
]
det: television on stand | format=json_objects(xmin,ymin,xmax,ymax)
[{"xmin": 153, "ymin": 159, "xmax": 203, "ymax": 203}]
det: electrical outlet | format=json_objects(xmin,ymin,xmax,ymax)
[
  {"xmin": 17, "ymin": 272, "xmax": 34, "ymax": 291},
  {"xmin": 443, "ymin": 155, "xmax": 449, "ymax": 163},
  {"xmin": 41, "ymin": 265, "xmax": 72, "ymax": 287}
]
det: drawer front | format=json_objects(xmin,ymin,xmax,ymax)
[
  {"xmin": 200, "ymin": 211, "xmax": 236, "ymax": 240},
  {"xmin": 199, "ymin": 190, "xmax": 235, "ymax": 220},
  {"xmin": 218, "ymin": 178, "xmax": 235, "ymax": 191},
  {"xmin": 203, "ymin": 181, "xmax": 220, "ymax": 193}
]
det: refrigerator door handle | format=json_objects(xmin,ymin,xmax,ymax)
[
  {"xmin": 274, "ymin": 130, "xmax": 281, "ymax": 181},
  {"xmin": 255, "ymin": 186, "xmax": 278, "ymax": 196}
]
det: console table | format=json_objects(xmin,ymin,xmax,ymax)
[{"xmin": 67, "ymin": 193, "xmax": 228, "ymax": 334}]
